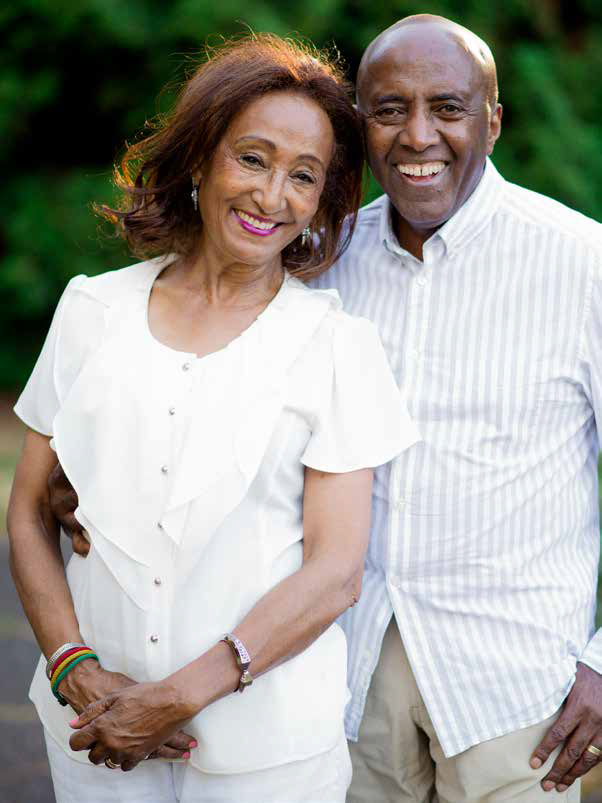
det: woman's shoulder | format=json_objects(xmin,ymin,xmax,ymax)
[{"xmin": 74, "ymin": 254, "xmax": 175, "ymax": 307}]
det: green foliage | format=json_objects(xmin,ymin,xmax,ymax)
[{"xmin": 1, "ymin": 0, "xmax": 602, "ymax": 386}]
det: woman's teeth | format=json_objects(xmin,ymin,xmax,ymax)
[
  {"xmin": 236, "ymin": 210, "xmax": 278, "ymax": 230},
  {"xmin": 397, "ymin": 161, "xmax": 446, "ymax": 177}
]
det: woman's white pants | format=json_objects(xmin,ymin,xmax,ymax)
[{"xmin": 44, "ymin": 728, "xmax": 351, "ymax": 803}]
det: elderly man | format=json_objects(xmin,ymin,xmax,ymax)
[{"xmin": 49, "ymin": 14, "xmax": 601, "ymax": 802}]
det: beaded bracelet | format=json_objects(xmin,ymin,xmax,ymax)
[{"xmin": 50, "ymin": 650, "xmax": 99, "ymax": 706}]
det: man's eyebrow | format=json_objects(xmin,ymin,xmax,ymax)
[
  {"xmin": 428, "ymin": 93, "xmax": 468, "ymax": 104},
  {"xmin": 373, "ymin": 94, "xmax": 409, "ymax": 105}
]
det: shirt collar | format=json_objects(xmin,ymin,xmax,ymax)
[{"xmin": 379, "ymin": 157, "xmax": 504, "ymax": 260}]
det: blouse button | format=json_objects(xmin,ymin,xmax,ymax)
[
  {"xmin": 182, "ymin": 362, "xmax": 191, "ymax": 371},
  {"xmin": 168, "ymin": 407, "xmax": 176, "ymax": 416},
  {"xmin": 157, "ymin": 521, "xmax": 164, "ymax": 530},
  {"xmin": 154, "ymin": 577, "xmax": 162, "ymax": 586},
  {"xmin": 161, "ymin": 465, "xmax": 169, "ymax": 474},
  {"xmin": 150, "ymin": 634, "xmax": 159, "ymax": 643}
]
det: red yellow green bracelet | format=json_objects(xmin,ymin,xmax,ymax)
[{"xmin": 50, "ymin": 648, "xmax": 99, "ymax": 706}]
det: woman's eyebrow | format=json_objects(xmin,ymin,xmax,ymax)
[{"xmin": 234, "ymin": 136, "xmax": 325, "ymax": 168}]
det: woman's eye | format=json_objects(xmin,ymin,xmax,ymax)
[
  {"xmin": 294, "ymin": 172, "xmax": 315, "ymax": 185},
  {"xmin": 240, "ymin": 154, "xmax": 263, "ymax": 167}
]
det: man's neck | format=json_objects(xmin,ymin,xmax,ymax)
[{"xmin": 394, "ymin": 216, "xmax": 435, "ymax": 262}]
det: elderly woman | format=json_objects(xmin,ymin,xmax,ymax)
[{"xmin": 7, "ymin": 34, "xmax": 418, "ymax": 803}]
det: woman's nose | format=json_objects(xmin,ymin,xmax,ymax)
[{"xmin": 251, "ymin": 172, "xmax": 287, "ymax": 216}]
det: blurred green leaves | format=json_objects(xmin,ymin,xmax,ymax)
[{"xmin": 1, "ymin": 0, "xmax": 602, "ymax": 387}]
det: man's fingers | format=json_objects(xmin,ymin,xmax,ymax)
[
  {"xmin": 86, "ymin": 742, "xmax": 108, "ymax": 766},
  {"xmin": 163, "ymin": 730, "xmax": 197, "ymax": 751},
  {"xmin": 530, "ymin": 711, "xmax": 577, "ymax": 769},
  {"xmin": 538, "ymin": 728, "xmax": 595, "ymax": 791},
  {"xmin": 557, "ymin": 744, "xmax": 602, "ymax": 791},
  {"xmin": 71, "ymin": 530, "xmax": 91, "ymax": 557}
]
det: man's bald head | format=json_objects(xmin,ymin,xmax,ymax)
[
  {"xmin": 358, "ymin": 15, "xmax": 498, "ymax": 108},
  {"xmin": 356, "ymin": 14, "xmax": 502, "ymax": 259}
]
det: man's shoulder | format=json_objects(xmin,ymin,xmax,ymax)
[{"xmin": 498, "ymin": 180, "xmax": 602, "ymax": 257}]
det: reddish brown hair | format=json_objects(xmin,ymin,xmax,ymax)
[{"xmin": 99, "ymin": 34, "xmax": 364, "ymax": 279}]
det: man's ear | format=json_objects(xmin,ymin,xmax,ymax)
[{"xmin": 487, "ymin": 103, "xmax": 502, "ymax": 155}]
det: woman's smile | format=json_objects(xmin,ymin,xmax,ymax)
[{"xmin": 233, "ymin": 208, "xmax": 283, "ymax": 237}]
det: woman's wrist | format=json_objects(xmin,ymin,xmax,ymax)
[
  {"xmin": 164, "ymin": 641, "xmax": 241, "ymax": 718},
  {"xmin": 57, "ymin": 656, "xmax": 103, "ymax": 704}
]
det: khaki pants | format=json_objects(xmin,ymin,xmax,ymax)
[{"xmin": 348, "ymin": 619, "xmax": 581, "ymax": 803}]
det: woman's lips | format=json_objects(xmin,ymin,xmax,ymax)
[{"xmin": 234, "ymin": 209, "xmax": 281, "ymax": 237}]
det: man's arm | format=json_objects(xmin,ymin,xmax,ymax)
[
  {"xmin": 48, "ymin": 462, "xmax": 90, "ymax": 557},
  {"xmin": 530, "ymin": 259, "xmax": 602, "ymax": 792}
]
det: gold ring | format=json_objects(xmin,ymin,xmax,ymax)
[
  {"xmin": 586, "ymin": 744, "xmax": 602, "ymax": 757},
  {"xmin": 104, "ymin": 757, "xmax": 120, "ymax": 769}
]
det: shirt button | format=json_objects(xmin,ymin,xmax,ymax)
[
  {"xmin": 394, "ymin": 498, "xmax": 405, "ymax": 510},
  {"xmin": 416, "ymin": 277, "xmax": 427, "ymax": 287},
  {"xmin": 150, "ymin": 634, "xmax": 159, "ymax": 643},
  {"xmin": 182, "ymin": 362, "xmax": 191, "ymax": 371},
  {"xmin": 168, "ymin": 407, "xmax": 176, "ymax": 416},
  {"xmin": 161, "ymin": 465, "xmax": 169, "ymax": 474},
  {"xmin": 154, "ymin": 577, "xmax": 162, "ymax": 586},
  {"xmin": 157, "ymin": 521, "xmax": 164, "ymax": 530}
]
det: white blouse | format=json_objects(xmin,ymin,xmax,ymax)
[{"xmin": 15, "ymin": 255, "xmax": 419, "ymax": 773}]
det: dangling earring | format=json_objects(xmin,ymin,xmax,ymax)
[
  {"xmin": 191, "ymin": 178, "xmax": 199, "ymax": 212},
  {"xmin": 301, "ymin": 226, "xmax": 311, "ymax": 247}
]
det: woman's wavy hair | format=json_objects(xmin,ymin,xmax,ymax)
[{"xmin": 98, "ymin": 33, "xmax": 365, "ymax": 279}]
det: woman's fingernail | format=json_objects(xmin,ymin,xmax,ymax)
[
  {"xmin": 556, "ymin": 785, "xmax": 568, "ymax": 793},
  {"xmin": 530, "ymin": 757, "xmax": 542, "ymax": 769},
  {"xmin": 542, "ymin": 780, "xmax": 555, "ymax": 792},
  {"xmin": 182, "ymin": 751, "xmax": 191, "ymax": 759},
  {"xmin": 188, "ymin": 740, "xmax": 198, "ymax": 748},
  {"xmin": 69, "ymin": 718, "xmax": 79, "ymax": 727}
]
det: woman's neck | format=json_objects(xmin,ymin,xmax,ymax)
[{"xmin": 171, "ymin": 240, "xmax": 284, "ymax": 308}]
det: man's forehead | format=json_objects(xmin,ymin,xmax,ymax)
[{"xmin": 359, "ymin": 24, "xmax": 486, "ymax": 103}]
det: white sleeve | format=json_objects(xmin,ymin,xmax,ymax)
[
  {"xmin": 13, "ymin": 275, "xmax": 103, "ymax": 436},
  {"xmin": 301, "ymin": 315, "xmax": 420, "ymax": 473}
]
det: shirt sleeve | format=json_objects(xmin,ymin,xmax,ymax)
[
  {"xmin": 13, "ymin": 274, "xmax": 99, "ymax": 436},
  {"xmin": 578, "ymin": 261, "xmax": 602, "ymax": 672},
  {"xmin": 301, "ymin": 314, "xmax": 420, "ymax": 474}
]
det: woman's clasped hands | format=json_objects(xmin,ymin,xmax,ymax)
[{"xmin": 66, "ymin": 669, "xmax": 197, "ymax": 771}]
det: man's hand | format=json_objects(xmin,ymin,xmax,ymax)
[
  {"xmin": 530, "ymin": 662, "xmax": 602, "ymax": 792},
  {"xmin": 48, "ymin": 462, "xmax": 89, "ymax": 557},
  {"xmin": 59, "ymin": 659, "xmax": 195, "ymax": 762}
]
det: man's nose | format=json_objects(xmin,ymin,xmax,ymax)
[
  {"xmin": 399, "ymin": 107, "xmax": 440, "ymax": 152},
  {"xmin": 251, "ymin": 171, "xmax": 287, "ymax": 216}
]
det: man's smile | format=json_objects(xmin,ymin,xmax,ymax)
[{"xmin": 394, "ymin": 160, "xmax": 449, "ymax": 185}]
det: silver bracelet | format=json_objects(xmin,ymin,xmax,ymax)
[
  {"xmin": 46, "ymin": 642, "xmax": 88, "ymax": 679},
  {"xmin": 221, "ymin": 633, "xmax": 253, "ymax": 693}
]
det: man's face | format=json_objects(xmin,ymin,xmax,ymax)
[{"xmin": 358, "ymin": 27, "xmax": 501, "ymax": 237}]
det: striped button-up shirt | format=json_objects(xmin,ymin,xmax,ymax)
[{"xmin": 311, "ymin": 158, "xmax": 602, "ymax": 757}]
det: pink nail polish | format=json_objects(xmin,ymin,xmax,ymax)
[
  {"xmin": 69, "ymin": 718, "xmax": 79, "ymax": 727},
  {"xmin": 530, "ymin": 757, "xmax": 542, "ymax": 769},
  {"xmin": 188, "ymin": 740, "xmax": 198, "ymax": 748},
  {"xmin": 182, "ymin": 751, "xmax": 191, "ymax": 759}
]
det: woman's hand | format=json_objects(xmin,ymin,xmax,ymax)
[
  {"xmin": 61, "ymin": 662, "xmax": 195, "ymax": 763},
  {"xmin": 68, "ymin": 680, "xmax": 194, "ymax": 771}
]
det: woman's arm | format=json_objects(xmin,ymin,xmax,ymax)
[
  {"xmin": 69, "ymin": 466, "xmax": 373, "ymax": 769},
  {"xmin": 7, "ymin": 429, "xmax": 194, "ymax": 759}
]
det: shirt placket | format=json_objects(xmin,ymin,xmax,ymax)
[
  {"xmin": 145, "ymin": 354, "xmax": 195, "ymax": 677},
  {"xmin": 388, "ymin": 247, "xmax": 434, "ymax": 588}
]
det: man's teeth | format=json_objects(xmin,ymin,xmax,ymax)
[
  {"xmin": 237, "ymin": 210, "xmax": 277, "ymax": 230},
  {"xmin": 397, "ymin": 162, "xmax": 446, "ymax": 177}
]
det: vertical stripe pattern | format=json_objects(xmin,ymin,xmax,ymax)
[{"xmin": 311, "ymin": 159, "xmax": 602, "ymax": 757}]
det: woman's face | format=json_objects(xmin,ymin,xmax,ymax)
[{"xmin": 195, "ymin": 90, "xmax": 335, "ymax": 268}]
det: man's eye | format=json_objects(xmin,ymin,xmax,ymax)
[{"xmin": 438, "ymin": 105, "xmax": 462, "ymax": 115}]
